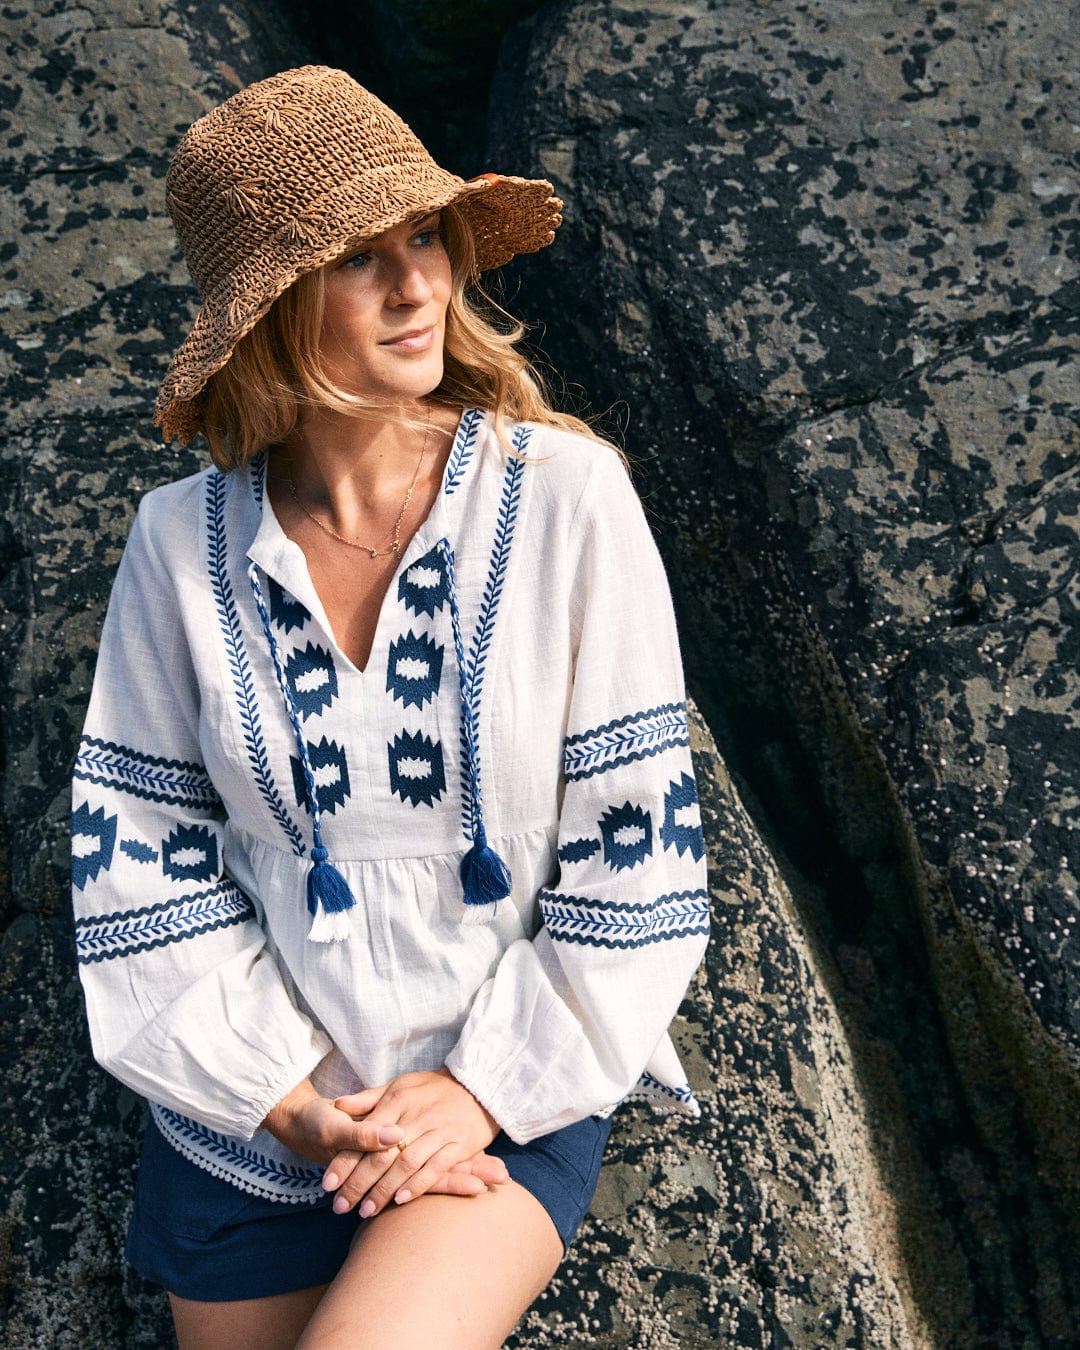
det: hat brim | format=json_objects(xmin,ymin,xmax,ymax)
[{"xmin": 154, "ymin": 170, "xmax": 562, "ymax": 444}]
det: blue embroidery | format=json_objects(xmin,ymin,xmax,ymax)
[
  {"xmin": 388, "ymin": 730, "xmax": 446, "ymax": 807},
  {"xmin": 398, "ymin": 545, "xmax": 449, "ymax": 618},
  {"xmin": 443, "ymin": 407, "xmax": 483, "ymax": 496},
  {"xmin": 251, "ymin": 452, "xmax": 266, "ymax": 508},
  {"xmin": 207, "ymin": 473, "xmax": 305, "ymax": 855},
  {"xmin": 290, "ymin": 736, "xmax": 351, "ymax": 815},
  {"xmin": 74, "ymin": 737, "xmax": 222, "ymax": 810},
  {"xmin": 386, "ymin": 631, "xmax": 443, "ymax": 709},
  {"xmin": 267, "ymin": 576, "xmax": 311, "ymax": 634},
  {"xmin": 152, "ymin": 1106, "xmax": 324, "ymax": 1201},
  {"xmin": 558, "ymin": 837, "xmax": 601, "ymax": 864},
  {"xmin": 629, "ymin": 1071, "xmax": 697, "ymax": 1106},
  {"xmin": 75, "ymin": 881, "xmax": 253, "ymax": 963},
  {"xmin": 162, "ymin": 823, "xmax": 219, "ymax": 883},
  {"xmin": 458, "ymin": 437, "xmax": 528, "ymax": 839},
  {"xmin": 285, "ymin": 642, "xmax": 338, "ymax": 720},
  {"xmin": 661, "ymin": 772, "xmax": 705, "ymax": 861},
  {"xmin": 71, "ymin": 802, "xmax": 117, "ymax": 891},
  {"xmin": 599, "ymin": 801, "xmax": 653, "ymax": 872},
  {"xmin": 120, "ymin": 839, "xmax": 158, "ymax": 864},
  {"xmin": 539, "ymin": 888, "xmax": 710, "ymax": 948},
  {"xmin": 564, "ymin": 702, "xmax": 690, "ymax": 781}
]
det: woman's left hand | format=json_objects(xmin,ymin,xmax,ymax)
[{"xmin": 324, "ymin": 1068, "xmax": 500, "ymax": 1217}]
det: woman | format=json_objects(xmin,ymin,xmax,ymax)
[{"xmin": 73, "ymin": 66, "xmax": 709, "ymax": 1348}]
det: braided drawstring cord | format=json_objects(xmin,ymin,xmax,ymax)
[
  {"xmin": 438, "ymin": 538, "xmax": 512, "ymax": 921},
  {"xmin": 247, "ymin": 560, "xmax": 355, "ymax": 942}
]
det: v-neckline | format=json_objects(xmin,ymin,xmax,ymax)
[{"xmin": 247, "ymin": 407, "xmax": 474, "ymax": 678}]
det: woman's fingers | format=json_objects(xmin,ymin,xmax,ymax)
[
  {"xmin": 334, "ymin": 1086, "xmax": 386, "ymax": 1118},
  {"xmin": 452, "ymin": 1152, "xmax": 509, "ymax": 1186}
]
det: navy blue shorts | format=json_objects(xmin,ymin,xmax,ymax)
[{"xmin": 126, "ymin": 1113, "xmax": 611, "ymax": 1302}]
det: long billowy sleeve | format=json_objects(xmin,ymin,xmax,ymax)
[
  {"xmin": 72, "ymin": 493, "xmax": 332, "ymax": 1138},
  {"xmin": 446, "ymin": 448, "xmax": 709, "ymax": 1140}
]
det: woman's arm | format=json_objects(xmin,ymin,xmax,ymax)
[
  {"xmin": 443, "ymin": 445, "xmax": 709, "ymax": 1133},
  {"xmin": 75, "ymin": 490, "xmax": 332, "ymax": 1137}
]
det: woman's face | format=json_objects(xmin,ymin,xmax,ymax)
[{"xmin": 317, "ymin": 211, "xmax": 452, "ymax": 404}]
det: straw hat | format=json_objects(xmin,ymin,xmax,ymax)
[{"xmin": 154, "ymin": 65, "xmax": 563, "ymax": 444}]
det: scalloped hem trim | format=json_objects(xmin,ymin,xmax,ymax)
[
  {"xmin": 622, "ymin": 1071, "xmax": 702, "ymax": 1116},
  {"xmin": 150, "ymin": 1103, "xmax": 325, "ymax": 1205}
]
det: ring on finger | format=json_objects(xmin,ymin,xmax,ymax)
[{"xmin": 396, "ymin": 1138, "xmax": 408, "ymax": 1153}]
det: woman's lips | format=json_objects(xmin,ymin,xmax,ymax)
[{"xmin": 380, "ymin": 326, "xmax": 435, "ymax": 353}]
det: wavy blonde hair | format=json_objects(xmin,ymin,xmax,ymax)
[{"xmin": 200, "ymin": 205, "xmax": 602, "ymax": 471}]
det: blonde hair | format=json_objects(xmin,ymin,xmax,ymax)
[{"xmin": 200, "ymin": 205, "xmax": 602, "ymax": 471}]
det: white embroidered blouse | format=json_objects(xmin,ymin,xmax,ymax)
[{"xmin": 72, "ymin": 411, "xmax": 710, "ymax": 1202}]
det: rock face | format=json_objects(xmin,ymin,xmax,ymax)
[
  {"xmin": 2, "ymin": 0, "xmax": 1077, "ymax": 1346},
  {"xmin": 489, "ymin": 0, "xmax": 1080, "ymax": 1343}
]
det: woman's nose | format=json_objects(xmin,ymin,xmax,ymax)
[{"xmin": 387, "ymin": 255, "xmax": 433, "ymax": 306}]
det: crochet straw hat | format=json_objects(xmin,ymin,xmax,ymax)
[{"xmin": 154, "ymin": 65, "xmax": 563, "ymax": 444}]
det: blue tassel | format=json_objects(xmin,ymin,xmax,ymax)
[
  {"xmin": 460, "ymin": 830, "xmax": 512, "ymax": 907},
  {"xmin": 306, "ymin": 846, "xmax": 356, "ymax": 915}
]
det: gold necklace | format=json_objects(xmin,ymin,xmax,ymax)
[{"xmin": 285, "ymin": 417, "xmax": 431, "ymax": 560}]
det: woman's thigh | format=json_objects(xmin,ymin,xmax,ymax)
[
  {"xmin": 295, "ymin": 1180, "xmax": 564, "ymax": 1350},
  {"xmin": 169, "ymin": 1285, "xmax": 328, "ymax": 1350}
]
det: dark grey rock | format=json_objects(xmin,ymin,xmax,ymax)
[
  {"xmin": 6, "ymin": 0, "xmax": 1079, "ymax": 1345},
  {"xmin": 489, "ymin": 0, "xmax": 1080, "ymax": 1343}
]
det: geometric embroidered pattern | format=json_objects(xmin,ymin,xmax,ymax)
[
  {"xmin": 74, "ymin": 880, "xmax": 254, "ymax": 963},
  {"xmin": 72, "ymin": 801, "xmax": 117, "ymax": 891},
  {"xmin": 120, "ymin": 838, "xmax": 158, "ymax": 864},
  {"xmin": 599, "ymin": 801, "xmax": 652, "ymax": 872},
  {"xmin": 538, "ymin": 888, "xmax": 710, "ymax": 948},
  {"xmin": 267, "ymin": 576, "xmax": 311, "ymax": 635},
  {"xmin": 285, "ymin": 642, "xmax": 338, "ymax": 721},
  {"xmin": 564, "ymin": 702, "xmax": 690, "ymax": 781},
  {"xmin": 74, "ymin": 737, "xmax": 222, "ymax": 809},
  {"xmin": 161, "ymin": 823, "xmax": 219, "ymax": 883},
  {"xmin": 207, "ymin": 472, "xmax": 305, "ymax": 856},
  {"xmin": 290, "ymin": 736, "xmax": 351, "ymax": 815},
  {"xmin": 151, "ymin": 1105, "xmax": 325, "ymax": 1203},
  {"xmin": 558, "ymin": 836, "xmax": 601, "ymax": 865},
  {"xmin": 398, "ymin": 545, "xmax": 449, "ymax": 618},
  {"xmin": 660, "ymin": 772, "xmax": 705, "ymax": 861},
  {"xmin": 443, "ymin": 407, "xmax": 482, "ymax": 497},
  {"xmin": 388, "ymin": 729, "xmax": 446, "ymax": 807},
  {"xmin": 386, "ymin": 630, "xmax": 443, "ymax": 709}
]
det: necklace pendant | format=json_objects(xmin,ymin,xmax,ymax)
[{"xmin": 369, "ymin": 548, "xmax": 378, "ymax": 559}]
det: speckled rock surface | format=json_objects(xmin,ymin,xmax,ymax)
[
  {"xmin": 489, "ymin": 0, "xmax": 1080, "ymax": 1343},
  {"xmin": 5, "ymin": 0, "xmax": 1078, "ymax": 1346},
  {"xmin": 0, "ymin": 2, "xmax": 300, "ymax": 1344}
]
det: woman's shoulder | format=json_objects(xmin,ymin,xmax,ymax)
[
  {"xmin": 508, "ymin": 419, "xmax": 631, "ymax": 506},
  {"xmin": 125, "ymin": 464, "xmax": 226, "ymax": 567},
  {"xmin": 135, "ymin": 463, "xmax": 218, "ymax": 524}
]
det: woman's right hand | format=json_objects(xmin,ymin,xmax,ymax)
[{"xmin": 262, "ymin": 1076, "xmax": 507, "ymax": 1199}]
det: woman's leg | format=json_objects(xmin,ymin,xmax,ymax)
[
  {"xmin": 168, "ymin": 1284, "xmax": 329, "ymax": 1350},
  {"xmin": 295, "ymin": 1180, "xmax": 564, "ymax": 1349}
]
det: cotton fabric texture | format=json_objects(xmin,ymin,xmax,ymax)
[{"xmin": 73, "ymin": 412, "xmax": 710, "ymax": 1203}]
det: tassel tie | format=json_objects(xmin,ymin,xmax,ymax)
[
  {"xmin": 439, "ymin": 538, "xmax": 512, "ymax": 923},
  {"xmin": 248, "ymin": 561, "xmax": 356, "ymax": 942}
]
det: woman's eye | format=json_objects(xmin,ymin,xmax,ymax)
[{"xmin": 343, "ymin": 252, "xmax": 370, "ymax": 269}]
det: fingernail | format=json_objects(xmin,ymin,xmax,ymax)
[
  {"xmin": 332, "ymin": 1196, "xmax": 350, "ymax": 1215},
  {"xmin": 395, "ymin": 1189, "xmax": 412, "ymax": 1205},
  {"xmin": 359, "ymin": 1199, "xmax": 376, "ymax": 1219},
  {"xmin": 378, "ymin": 1126, "xmax": 404, "ymax": 1147},
  {"xmin": 323, "ymin": 1172, "xmax": 339, "ymax": 1191}
]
